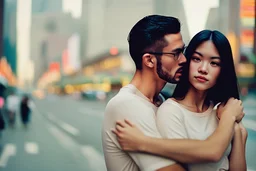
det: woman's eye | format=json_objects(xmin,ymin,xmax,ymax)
[
  {"xmin": 192, "ymin": 57, "xmax": 200, "ymax": 62},
  {"xmin": 211, "ymin": 62, "xmax": 220, "ymax": 66}
]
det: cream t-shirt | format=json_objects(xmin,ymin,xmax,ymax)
[
  {"xmin": 102, "ymin": 84, "xmax": 176, "ymax": 171},
  {"xmin": 157, "ymin": 98, "xmax": 231, "ymax": 171}
]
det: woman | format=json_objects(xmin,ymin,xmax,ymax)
[{"xmin": 113, "ymin": 30, "xmax": 247, "ymax": 171}]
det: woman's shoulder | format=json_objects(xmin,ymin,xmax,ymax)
[
  {"xmin": 157, "ymin": 98, "xmax": 185, "ymax": 116},
  {"xmin": 160, "ymin": 98, "xmax": 184, "ymax": 109}
]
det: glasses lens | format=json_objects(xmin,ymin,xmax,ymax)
[
  {"xmin": 176, "ymin": 53, "xmax": 180, "ymax": 60},
  {"xmin": 175, "ymin": 47, "xmax": 186, "ymax": 60}
]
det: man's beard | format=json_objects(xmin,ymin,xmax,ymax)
[{"xmin": 156, "ymin": 60, "xmax": 178, "ymax": 84}]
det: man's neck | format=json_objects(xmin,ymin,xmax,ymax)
[{"xmin": 130, "ymin": 70, "xmax": 166, "ymax": 103}]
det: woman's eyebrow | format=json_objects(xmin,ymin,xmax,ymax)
[
  {"xmin": 194, "ymin": 51, "xmax": 203, "ymax": 56},
  {"xmin": 194, "ymin": 51, "xmax": 220, "ymax": 59},
  {"xmin": 211, "ymin": 56, "xmax": 221, "ymax": 60}
]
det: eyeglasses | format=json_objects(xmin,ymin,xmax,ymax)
[{"xmin": 146, "ymin": 46, "xmax": 186, "ymax": 61}]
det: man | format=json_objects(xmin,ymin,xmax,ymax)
[{"xmin": 102, "ymin": 15, "xmax": 243, "ymax": 171}]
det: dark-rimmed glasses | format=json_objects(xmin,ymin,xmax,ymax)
[{"xmin": 146, "ymin": 46, "xmax": 187, "ymax": 61}]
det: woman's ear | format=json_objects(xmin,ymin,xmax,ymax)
[{"xmin": 142, "ymin": 53, "xmax": 155, "ymax": 68}]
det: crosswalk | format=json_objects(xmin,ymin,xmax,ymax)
[
  {"xmin": 0, "ymin": 142, "xmax": 39, "ymax": 168},
  {"xmin": 0, "ymin": 144, "xmax": 16, "ymax": 167},
  {"xmin": 24, "ymin": 142, "xmax": 39, "ymax": 154},
  {"xmin": 47, "ymin": 124, "xmax": 106, "ymax": 171},
  {"xmin": 47, "ymin": 112, "xmax": 80, "ymax": 136}
]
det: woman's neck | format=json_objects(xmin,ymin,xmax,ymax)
[{"xmin": 176, "ymin": 87, "xmax": 209, "ymax": 113}]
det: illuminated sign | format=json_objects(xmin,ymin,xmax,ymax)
[
  {"xmin": 240, "ymin": 0, "xmax": 255, "ymax": 50},
  {"xmin": 240, "ymin": 0, "xmax": 255, "ymax": 18},
  {"xmin": 83, "ymin": 56, "xmax": 122, "ymax": 75},
  {"xmin": 240, "ymin": 29, "xmax": 254, "ymax": 47}
]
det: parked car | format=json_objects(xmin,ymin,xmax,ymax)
[{"xmin": 81, "ymin": 90, "xmax": 107, "ymax": 100}]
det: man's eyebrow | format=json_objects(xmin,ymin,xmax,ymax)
[
  {"xmin": 194, "ymin": 51, "xmax": 221, "ymax": 59},
  {"xmin": 172, "ymin": 44, "xmax": 185, "ymax": 52}
]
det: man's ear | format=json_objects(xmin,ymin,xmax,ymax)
[{"xmin": 142, "ymin": 53, "xmax": 155, "ymax": 68}]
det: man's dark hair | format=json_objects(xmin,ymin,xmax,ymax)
[
  {"xmin": 128, "ymin": 15, "xmax": 181, "ymax": 70},
  {"xmin": 172, "ymin": 30, "xmax": 240, "ymax": 105}
]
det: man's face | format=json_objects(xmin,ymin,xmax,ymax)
[{"xmin": 156, "ymin": 33, "xmax": 187, "ymax": 84}]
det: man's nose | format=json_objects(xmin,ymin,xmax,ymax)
[{"xmin": 179, "ymin": 53, "xmax": 187, "ymax": 63}]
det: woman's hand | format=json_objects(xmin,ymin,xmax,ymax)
[
  {"xmin": 216, "ymin": 98, "xmax": 244, "ymax": 122},
  {"xmin": 112, "ymin": 119, "xmax": 147, "ymax": 152}
]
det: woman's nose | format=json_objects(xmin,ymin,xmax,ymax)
[{"xmin": 198, "ymin": 63, "xmax": 208, "ymax": 74}]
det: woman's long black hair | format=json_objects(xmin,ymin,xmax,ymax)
[{"xmin": 172, "ymin": 30, "xmax": 240, "ymax": 105}]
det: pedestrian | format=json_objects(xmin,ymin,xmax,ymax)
[
  {"xmin": 20, "ymin": 95, "xmax": 31, "ymax": 128},
  {"xmin": 0, "ymin": 96, "xmax": 5, "ymax": 132},
  {"xmin": 102, "ymin": 15, "xmax": 244, "ymax": 171},
  {"xmin": 6, "ymin": 92, "xmax": 19, "ymax": 128}
]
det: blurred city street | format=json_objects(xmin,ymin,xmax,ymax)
[
  {"xmin": 0, "ymin": 92, "xmax": 255, "ymax": 171},
  {"xmin": 0, "ymin": 95, "xmax": 107, "ymax": 171}
]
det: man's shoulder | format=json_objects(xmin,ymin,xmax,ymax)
[
  {"xmin": 107, "ymin": 86, "xmax": 139, "ymax": 106},
  {"xmin": 104, "ymin": 86, "xmax": 151, "ymax": 120}
]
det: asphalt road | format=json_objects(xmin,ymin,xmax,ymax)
[{"xmin": 0, "ymin": 93, "xmax": 255, "ymax": 171}]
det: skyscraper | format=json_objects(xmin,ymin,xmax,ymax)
[{"xmin": 3, "ymin": 0, "xmax": 17, "ymax": 75}]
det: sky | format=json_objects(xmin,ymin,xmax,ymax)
[{"xmin": 182, "ymin": 0, "xmax": 219, "ymax": 37}]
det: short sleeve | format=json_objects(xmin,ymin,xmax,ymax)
[
  {"xmin": 156, "ymin": 100, "xmax": 188, "ymax": 139},
  {"xmin": 103, "ymin": 95, "xmax": 176, "ymax": 171}
]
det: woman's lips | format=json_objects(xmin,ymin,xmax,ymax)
[{"xmin": 195, "ymin": 76, "xmax": 208, "ymax": 82}]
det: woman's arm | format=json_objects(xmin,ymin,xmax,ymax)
[
  {"xmin": 113, "ymin": 98, "xmax": 244, "ymax": 163},
  {"xmin": 229, "ymin": 123, "xmax": 247, "ymax": 171}
]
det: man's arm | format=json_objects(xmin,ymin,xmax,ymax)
[
  {"xmin": 156, "ymin": 164, "xmax": 186, "ymax": 171},
  {"xmin": 106, "ymin": 96, "xmax": 185, "ymax": 171},
  {"xmin": 115, "ymin": 113, "xmax": 235, "ymax": 163},
  {"xmin": 113, "ymin": 98, "xmax": 244, "ymax": 163}
]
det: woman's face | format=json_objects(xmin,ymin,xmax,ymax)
[{"xmin": 189, "ymin": 40, "xmax": 221, "ymax": 91}]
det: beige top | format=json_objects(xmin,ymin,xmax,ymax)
[
  {"xmin": 102, "ymin": 84, "xmax": 175, "ymax": 171},
  {"xmin": 157, "ymin": 98, "xmax": 231, "ymax": 171}
]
